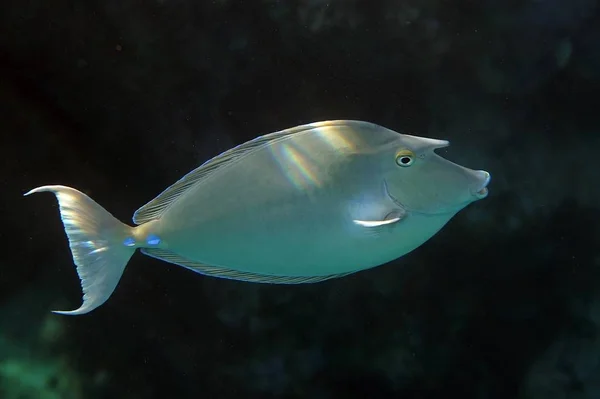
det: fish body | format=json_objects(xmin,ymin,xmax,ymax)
[{"xmin": 25, "ymin": 120, "xmax": 490, "ymax": 315}]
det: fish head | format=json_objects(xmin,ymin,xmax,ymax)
[{"xmin": 382, "ymin": 133, "xmax": 491, "ymax": 216}]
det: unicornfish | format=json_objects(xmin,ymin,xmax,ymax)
[{"xmin": 25, "ymin": 120, "xmax": 491, "ymax": 315}]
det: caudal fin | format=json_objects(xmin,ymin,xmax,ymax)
[{"xmin": 25, "ymin": 185, "xmax": 135, "ymax": 315}]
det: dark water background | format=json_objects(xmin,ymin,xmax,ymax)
[{"xmin": 2, "ymin": 1, "xmax": 600, "ymax": 398}]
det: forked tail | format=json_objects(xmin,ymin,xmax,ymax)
[{"xmin": 25, "ymin": 185, "xmax": 135, "ymax": 315}]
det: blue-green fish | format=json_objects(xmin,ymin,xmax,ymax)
[{"xmin": 25, "ymin": 120, "xmax": 490, "ymax": 315}]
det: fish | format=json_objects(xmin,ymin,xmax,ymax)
[{"xmin": 24, "ymin": 120, "xmax": 491, "ymax": 315}]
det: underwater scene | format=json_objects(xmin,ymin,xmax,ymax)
[{"xmin": 2, "ymin": 0, "xmax": 599, "ymax": 398}]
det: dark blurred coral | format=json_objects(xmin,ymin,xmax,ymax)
[{"xmin": 1, "ymin": 0, "xmax": 599, "ymax": 398}]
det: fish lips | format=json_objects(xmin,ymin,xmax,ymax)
[
  {"xmin": 384, "ymin": 169, "xmax": 491, "ymax": 217},
  {"xmin": 470, "ymin": 170, "xmax": 491, "ymax": 200}
]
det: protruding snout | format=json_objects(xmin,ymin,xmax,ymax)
[
  {"xmin": 469, "ymin": 170, "xmax": 491, "ymax": 199},
  {"xmin": 402, "ymin": 134, "xmax": 450, "ymax": 152}
]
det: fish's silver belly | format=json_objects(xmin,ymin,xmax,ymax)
[
  {"xmin": 152, "ymin": 162, "xmax": 421, "ymax": 276},
  {"xmin": 157, "ymin": 190, "xmax": 394, "ymax": 276},
  {"xmin": 155, "ymin": 182, "xmax": 452, "ymax": 277}
]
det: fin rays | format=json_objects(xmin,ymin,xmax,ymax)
[
  {"xmin": 132, "ymin": 120, "xmax": 375, "ymax": 225},
  {"xmin": 142, "ymin": 248, "xmax": 353, "ymax": 284},
  {"xmin": 25, "ymin": 185, "xmax": 135, "ymax": 315}
]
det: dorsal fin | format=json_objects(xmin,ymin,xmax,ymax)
[
  {"xmin": 132, "ymin": 120, "xmax": 368, "ymax": 225},
  {"xmin": 141, "ymin": 248, "xmax": 354, "ymax": 284}
]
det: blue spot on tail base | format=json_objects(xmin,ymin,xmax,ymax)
[{"xmin": 146, "ymin": 234, "xmax": 161, "ymax": 246}]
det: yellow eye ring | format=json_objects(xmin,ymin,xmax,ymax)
[{"xmin": 395, "ymin": 149, "xmax": 415, "ymax": 167}]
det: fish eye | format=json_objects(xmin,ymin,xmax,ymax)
[{"xmin": 395, "ymin": 149, "xmax": 415, "ymax": 167}]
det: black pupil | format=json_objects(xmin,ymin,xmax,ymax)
[{"xmin": 400, "ymin": 156, "xmax": 411, "ymax": 164}]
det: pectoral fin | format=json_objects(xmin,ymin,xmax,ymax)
[
  {"xmin": 353, "ymin": 209, "xmax": 405, "ymax": 227},
  {"xmin": 351, "ymin": 179, "xmax": 407, "ymax": 229}
]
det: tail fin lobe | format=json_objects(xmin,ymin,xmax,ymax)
[{"xmin": 25, "ymin": 185, "xmax": 135, "ymax": 315}]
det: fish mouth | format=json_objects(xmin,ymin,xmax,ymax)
[{"xmin": 471, "ymin": 170, "xmax": 491, "ymax": 199}]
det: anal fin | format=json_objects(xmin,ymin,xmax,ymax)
[{"xmin": 141, "ymin": 248, "xmax": 353, "ymax": 284}]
